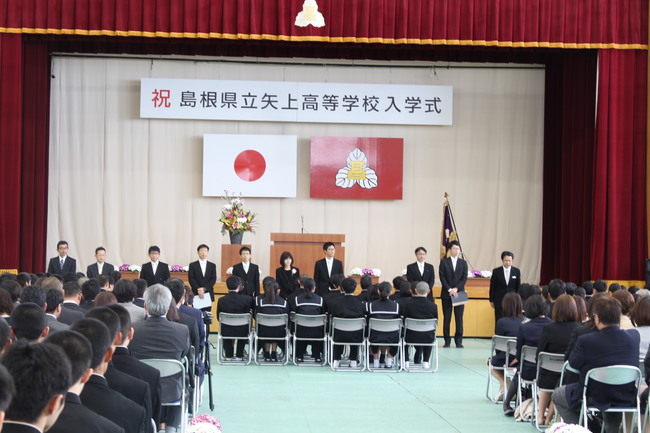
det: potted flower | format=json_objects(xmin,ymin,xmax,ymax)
[
  {"xmin": 118, "ymin": 264, "xmax": 141, "ymax": 273},
  {"xmin": 219, "ymin": 191, "xmax": 256, "ymax": 244}
]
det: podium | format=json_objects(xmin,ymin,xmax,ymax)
[{"xmin": 269, "ymin": 233, "xmax": 345, "ymax": 277}]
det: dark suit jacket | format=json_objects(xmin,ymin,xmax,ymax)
[
  {"xmin": 402, "ymin": 296, "xmax": 439, "ymax": 343},
  {"xmin": 313, "ymin": 258, "xmax": 343, "ymax": 296},
  {"xmin": 438, "ymin": 257, "xmax": 468, "ymax": 300},
  {"xmin": 49, "ymin": 392, "xmax": 124, "ymax": 433},
  {"xmin": 217, "ymin": 292, "xmax": 254, "ymax": 337},
  {"xmin": 139, "ymin": 261, "xmax": 170, "ymax": 287},
  {"xmin": 59, "ymin": 302, "xmax": 85, "ymax": 325},
  {"xmin": 47, "ymin": 256, "xmax": 76, "ymax": 275},
  {"xmin": 188, "ymin": 260, "xmax": 217, "ymax": 301},
  {"xmin": 80, "ymin": 374, "xmax": 146, "ymax": 433},
  {"xmin": 112, "ymin": 346, "xmax": 162, "ymax": 426},
  {"xmin": 406, "ymin": 262, "xmax": 436, "ymax": 300},
  {"xmin": 275, "ymin": 266, "xmax": 300, "ymax": 299},
  {"xmin": 46, "ymin": 314, "xmax": 70, "ymax": 333},
  {"xmin": 1, "ymin": 422, "xmax": 42, "ymax": 433},
  {"xmin": 104, "ymin": 364, "xmax": 153, "ymax": 433},
  {"xmin": 87, "ymin": 262, "xmax": 115, "ymax": 278},
  {"xmin": 489, "ymin": 266, "xmax": 521, "ymax": 304},
  {"xmin": 231, "ymin": 262, "xmax": 260, "ymax": 297},
  {"xmin": 565, "ymin": 325, "xmax": 640, "ymax": 410},
  {"xmin": 130, "ymin": 316, "xmax": 190, "ymax": 361},
  {"xmin": 328, "ymin": 294, "xmax": 366, "ymax": 342},
  {"xmin": 179, "ymin": 304, "xmax": 206, "ymax": 354}
]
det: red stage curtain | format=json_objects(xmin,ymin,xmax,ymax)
[
  {"xmin": 540, "ymin": 51, "xmax": 598, "ymax": 285},
  {"xmin": 590, "ymin": 50, "xmax": 648, "ymax": 280},
  {"xmin": 0, "ymin": 0, "xmax": 646, "ymax": 48},
  {"xmin": 0, "ymin": 34, "xmax": 23, "ymax": 270}
]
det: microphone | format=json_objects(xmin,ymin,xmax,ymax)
[{"xmin": 301, "ymin": 216, "xmax": 304, "ymax": 234}]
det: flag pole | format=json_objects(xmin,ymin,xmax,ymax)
[{"xmin": 444, "ymin": 193, "xmax": 475, "ymax": 271}]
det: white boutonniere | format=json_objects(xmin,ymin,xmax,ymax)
[
  {"xmin": 512, "ymin": 276, "xmax": 517, "ymax": 279},
  {"xmin": 291, "ymin": 268, "xmax": 297, "ymax": 275}
]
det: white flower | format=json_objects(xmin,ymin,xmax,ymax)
[
  {"xmin": 231, "ymin": 198, "xmax": 241, "ymax": 205},
  {"xmin": 335, "ymin": 148, "xmax": 378, "ymax": 189},
  {"xmin": 187, "ymin": 424, "xmax": 221, "ymax": 433},
  {"xmin": 481, "ymin": 270, "xmax": 493, "ymax": 278},
  {"xmin": 226, "ymin": 267, "xmax": 233, "ymax": 275},
  {"xmin": 349, "ymin": 267, "xmax": 363, "ymax": 276},
  {"xmin": 183, "ymin": 265, "xmax": 190, "ymax": 272},
  {"xmin": 237, "ymin": 217, "xmax": 247, "ymax": 223},
  {"xmin": 371, "ymin": 268, "xmax": 382, "ymax": 277},
  {"xmin": 223, "ymin": 204, "xmax": 232, "ymax": 210},
  {"xmin": 129, "ymin": 265, "xmax": 141, "ymax": 272},
  {"xmin": 545, "ymin": 423, "xmax": 591, "ymax": 433},
  {"xmin": 291, "ymin": 268, "xmax": 297, "ymax": 275},
  {"xmin": 467, "ymin": 270, "xmax": 474, "ymax": 278}
]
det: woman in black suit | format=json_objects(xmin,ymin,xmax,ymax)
[
  {"xmin": 275, "ymin": 251, "xmax": 300, "ymax": 300},
  {"xmin": 535, "ymin": 294, "xmax": 580, "ymax": 425},
  {"xmin": 489, "ymin": 292, "xmax": 524, "ymax": 399}
]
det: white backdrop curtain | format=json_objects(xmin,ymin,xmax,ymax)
[{"xmin": 48, "ymin": 56, "xmax": 544, "ymax": 283}]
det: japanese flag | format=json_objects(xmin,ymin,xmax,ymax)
[{"xmin": 203, "ymin": 134, "xmax": 297, "ymax": 198}]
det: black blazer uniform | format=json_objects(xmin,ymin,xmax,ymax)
[
  {"xmin": 402, "ymin": 296, "xmax": 439, "ymax": 344},
  {"xmin": 231, "ymin": 262, "xmax": 260, "ymax": 297},
  {"xmin": 328, "ymin": 295, "xmax": 366, "ymax": 343},
  {"xmin": 111, "ymin": 346, "xmax": 162, "ymax": 426},
  {"xmin": 188, "ymin": 260, "xmax": 217, "ymax": 302},
  {"xmin": 139, "ymin": 261, "xmax": 170, "ymax": 286},
  {"xmin": 48, "ymin": 392, "xmax": 124, "ymax": 433},
  {"xmin": 313, "ymin": 258, "xmax": 343, "ymax": 297},
  {"xmin": 406, "ymin": 262, "xmax": 436, "ymax": 301},
  {"xmin": 438, "ymin": 257, "xmax": 468, "ymax": 300},
  {"xmin": 59, "ymin": 303, "xmax": 85, "ymax": 325},
  {"xmin": 86, "ymin": 262, "xmax": 115, "ymax": 278},
  {"xmin": 104, "ymin": 364, "xmax": 153, "ymax": 433},
  {"xmin": 80, "ymin": 374, "xmax": 146, "ymax": 433},
  {"xmin": 47, "ymin": 256, "xmax": 76, "ymax": 275},
  {"xmin": 216, "ymin": 292, "xmax": 254, "ymax": 337},
  {"xmin": 255, "ymin": 296, "xmax": 289, "ymax": 338},
  {"xmin": 275, "ymin": 266, "xmax": 300, "ymax": 299}
]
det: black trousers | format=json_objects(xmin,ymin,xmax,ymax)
[{"xmin": 441, "ymin": 298, "xmax": 464, "ymax": 345}]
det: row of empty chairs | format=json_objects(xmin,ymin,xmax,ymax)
[
  {"xmin": 216, "ymin": 312, "xmax": 439, "ymax": 372},
  {"xmin": 487, "ymin": 335, "xmax": 644, "ymax": 432}
]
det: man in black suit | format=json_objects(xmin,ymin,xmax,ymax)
[
  {"xmin": 46, "ymin": 240, "xmax": 77, "ymax": 275},
  {"xmin": 328, "ymin": 278, "xmax": 366, "ymax": 368},
  {"xmin": 438, "ymin": 240, "xmax": 468, "ymax": 348},
  {"xmin": 73, "ymin": 318, "xmax": 147, "ymax": 433},
  {"xmin": 406, "ymin": 246, "xmax": 435, "ymax": 301},
  {"xmin": 139, "ymin": 245, "xmax": 170, "ymax": 286},
  {"xmin": 86, "ymin": 246, "xmax": 115, "ymax": 278},
  {"xmin": 188, "ymin": 244, "xmax": 217, "ymax": 308},
  {"xmin": 106, "ymin": 304, "xmax": 162, "ymax": 428},
  {"xmin": 402, "ymin": 282, "xmax": 439, "ymax": 368},
  {"xmin": 552, "ymin": 296, "xmax": 640, "ymax": 433},
  {"xmin": 59, "ymin": 281, "xmax": 85, "ymax": 325},
  {"xmin": 44, "ymin": 286, "xmax": 70, "ymax": 333},
  {"xmin": 489, "ymin": 250, "xmax": 521, "ymax": 324},
  {"xmin": 166, "ymin": 278, "xmax": 202, "ymax": 375},
  {"xmin": 313, "ymin": 242, "xmax": 344, "ymax": 297},
  {"xmin": 216, "ymin": 276, "xmax": 254, "ymax": 359},
  {"xmin": 46, "ymin": 330, "xmax": 124, "ymax": 433},
  {"xmin": 231, "ymin": 246, "xmax": 260, "ymax": 297},
  {"xmin": 0, "ymin": 340, "xmax": 71, "ymax": 433}
]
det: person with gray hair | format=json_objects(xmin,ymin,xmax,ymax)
[
  {"xmin": 143, "ymin": 283, "xmax": 173, "ymax": 317},
  {"xmin": 402, "ymin": 281, "xmax": 439, "ymax": 369}
]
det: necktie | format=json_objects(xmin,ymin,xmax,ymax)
[
  {"xmin": 60, "ymin": 259, "xmax": 64, "ymax": 271},
  {"xmin": 505, "ymin": 268, "xmax": 510, "ymax": 283}
]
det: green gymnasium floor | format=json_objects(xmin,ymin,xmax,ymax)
[{"xmin": 196, "ymin": 338, "xmax": 537, "ymax": 433}]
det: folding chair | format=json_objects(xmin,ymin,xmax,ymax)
[
  {"xmin": 253, "ymin": 313, "xmax": 290, "ymax": 365},
  {"xmin": 366, "ymin": 318, "xmax": 403, "ymax": 372},
  {"xmin": 328, "ymin": 317, "xmax": 367, "ymax": 371},
  {"xmin": 516, "ymin": 345, "xmax": 538, "ymax": 408},
  {"xmin": 216, "ymin": 312, "xmax": 253, "ymax": 365},
  {"xmin": 486, "ymin": 335, "xmax": 516, "ymax": 401},
  {"xmin": 402, "ymin": 318, "xmax": 438, "ymax": 373},
  {"xmin": 141, "ymin": 359, "xmax": 187, "ymax": 433},
  {"xmin": 532, "ymin": 352, "xmax": 565, "ymax": 430},
  {"xmin": 579, "ymin": 365, "xmax": 642, "ymax": 433},
  {"xmin": 292, "ymin": 314, "xmax": 328, "ymax": 366}
]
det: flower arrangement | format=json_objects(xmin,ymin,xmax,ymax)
[
  {"xmin": 118, "ymin": 264, "xmax": 141, "ymax": 273},
  {"xmin": 468, "ymin": 270, "xmax": 492, "ymax": 278},
  {"xmin": 219, "ymin": 191, "xmax": 256, "ymax": 235},
  {"xmin": 349, "ymin": 268, "xmax": 382, "ymax": 277},
  {"xmin": 188, "ymin": 414, "xmax": 222, "ymax": 433},
  {"xmin": 545, "ymin": 423, "xmax": 591, "ymax": 433},
  {"xmin": 170, "ymin": 265, "xmax": 189, "ymax": 272}
]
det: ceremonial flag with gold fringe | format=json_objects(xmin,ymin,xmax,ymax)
[{"xmin": 440, "ymin": 194, "xmax": 458, "ymax": 259}]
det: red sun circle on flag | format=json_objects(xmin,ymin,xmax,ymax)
[{"xmin": 234, "ymin": 150, "xmax": 266, "ymax": 182}]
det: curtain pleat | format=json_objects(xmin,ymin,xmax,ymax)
[{"xmin": 0, "ymin": 0, "xmax": 646, "ymax": 48}]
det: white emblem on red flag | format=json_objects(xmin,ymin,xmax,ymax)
[{"xmin": 335, "ymin": 148, "xmax": 378, "ymax": 189}]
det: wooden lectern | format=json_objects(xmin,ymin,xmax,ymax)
[{"xmin": 269, "ymin": 233, "xmax": 345, "ymax": 277}]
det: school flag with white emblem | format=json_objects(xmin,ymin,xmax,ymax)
[{"xmin": 309, "ymin": 136, "xmax": 403, "ymax": 200}]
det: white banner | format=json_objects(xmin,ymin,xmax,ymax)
[{"xmin": 141, "ymin": 78, "xmax": 452, "ymax": 126}]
